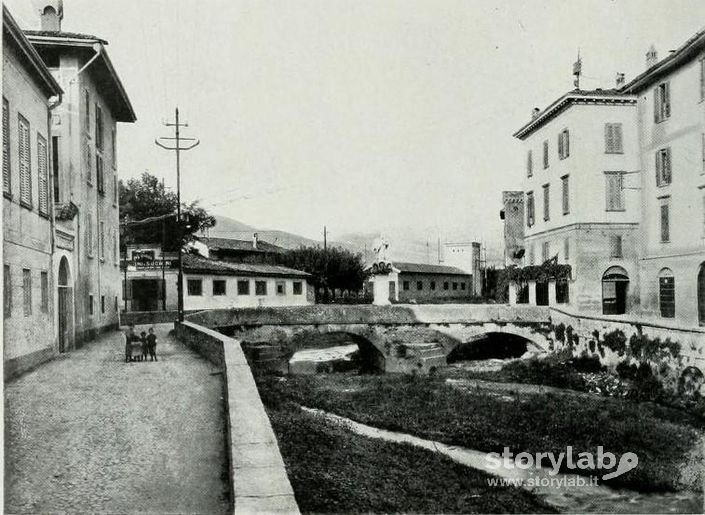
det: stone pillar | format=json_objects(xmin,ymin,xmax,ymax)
[
  {"xmin": 548, "ymin": 279, "xmax": 557, "ymax": 306},
  {"xmin": 508, "ymin": 282, "xmax": 518, "ymax": 305},
  {"xmin": 528, "ymin": 280, "xmax": 537, "ymax": 306},
  {"xmin": 372, "ymin": 276, "xmax": 391, "ymax": 306}
]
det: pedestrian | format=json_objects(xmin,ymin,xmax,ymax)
[
  {"xmin": 140, "ymin": 331, "xmax": 148, "ymax": 362},
  {"xmin": 147, "ymin": 327, "xmax": 158, "ymax": 362},
  {"xmin": 124, "ymin": 323, "xmax": 137, "ymax": 362}
]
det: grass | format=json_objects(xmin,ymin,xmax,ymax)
[
  {"xmin": 263, "ymin": 395, "xmax": 556, "ymax": 514},
  {"xmin": 257, "ymin": 373, "xmax": 704, "ymax": 493}
]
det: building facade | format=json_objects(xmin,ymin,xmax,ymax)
[
  {"xmin": 622, "ymin": 34, "xmax": 705, "ymax": 327},
  {"xmin": 3, "ymin": 6, "xmax": 63, "ymax": 376},
  {"xmin": 122, "ymin": 245, "xmax": 314, "ymax": 312},
  {"xmin": 366, "ymin": 262, "xmax": 472, "ymax": 304},
  {"xmin": 193, "ymin": 234, "xmax": 284, "ymax": 264},
  {"xmin": 26, "ymin": 1, "xmax": 136, "ymax": 345},
  {"xmin": 505, "ymin": 27, "xmax": 705, "ymax": 330}
]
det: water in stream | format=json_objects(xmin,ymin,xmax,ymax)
[{"xmin": 302, "ymin": 407, "xmax": 703, "ymax": 514}]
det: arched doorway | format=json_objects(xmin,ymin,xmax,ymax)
[
  {"xmin": 57, "ymin": 257, "xmax": 74, "ymax": 353},
  {"xmin": 698, "ymin": 263, "xmax": 705, "ymax": 326},
  {"xmin": 602, "ymin": 266, "xmax": 629, "ymax": 315}
]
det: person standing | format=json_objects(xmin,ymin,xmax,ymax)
[
  {"xmin": 124, "ymin": 323, "xmax": 137, "ymax": 362},
  {"xmin": 147, "ymin": 327, "xmax": 158, "ymax": 362}
]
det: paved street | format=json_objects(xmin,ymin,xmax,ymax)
[{"xmin": 4, "ymin": 325, "xmax": 230, "ymax": 514}]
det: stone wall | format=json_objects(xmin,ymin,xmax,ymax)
[
  {"xmin": 174, "ymin": 321, "xmax": 300, "ymax": 514},
  {"xmin": 548, "ymin": 306, "xmax": 705, "ymax": 392}
]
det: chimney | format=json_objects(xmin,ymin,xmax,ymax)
[
  {"xmin": 252, "ymin": 232, "xmax": 258, "ymax": 249},
  {"xmin": 616, "ymin": 72, "xmax": 625, "ymax": 88},
  {"xmin": 39, "ymin": 1, "xmax": 63, "ymax": 31},
  {"xmin": 646, "ymin": 45, "xmax": 658, "ymax": 68},
  {"xmin": 531, "ymin": 107, "xmax": 541, "ymax": 120}
]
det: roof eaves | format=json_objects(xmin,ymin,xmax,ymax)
[
  {"xmin": 513, "ymin": 92, "xmax": 636, "ymax": 140},
  {"xmin": 622, "ymin": 28, "xmax": 705, "ymax": 93}
]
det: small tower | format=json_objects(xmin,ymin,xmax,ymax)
[{"xmin": 38, "ymin": 0, "xmax": 63, "ymax": 32}]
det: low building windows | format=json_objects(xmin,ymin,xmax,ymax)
[
  {"xmin": 187, "ymin": 279, "xmax": 202, "ymax": 296},
  {"xmin": 213, "ymin": 280, "xmax": 226, "ymax": 296},
  {"xmin": 461, "ymin": 282, "xmax": 466, "ymax": 290},
  {"xmin": 101, "ymin": 295, "xmax": 105, "ymax": 314},
  {"xmin": 416, "ymin": 281, "xmax": 423, "ymax": 291},
  {"xmin": 237, "ymin": 280, "xmax": 250, "ymax": 295},
  {"xmin": 658, "ymin": 269, "xmax": 675, "ymax": 318},
  {"xmin": 88, "ymin": 294, "xmax": 94, "ymax": 316},
  {"xmin": 276, "ymin": 281, "xmax": 286, "ymax": 295},
  {"xmin": 443, "ymin": 282, "xmax": 449, "ymax": 290},
  {"xmin": 430, "ymin": 281, "xmax": 436, "ymax": 291},
  {"xmin": 293, "ymin": 281, "xmax": 303, "ymax": 295},
  {"xmin": 255, "ymin": 280, "xmax": 267, "ymax": 296},
  {"xmin": 452, "ymin": 282, "xmax": 458, "ymax": 291},
  {"xmin": 403, "ymin": 280, "xmax": 409, "ymax": 291}
]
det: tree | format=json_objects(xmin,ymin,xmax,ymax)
[
  {"xmin": 278, "ymin": 245, "xmax": 366, "ymax": 302},
  {"xmin": 119, "ymin": 172, "xmax": 215, "ymax": 251}
]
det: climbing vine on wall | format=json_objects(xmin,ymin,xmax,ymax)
[{"xmin": 505, "ymin": 263, "xmax": 572, "ymax": 282}]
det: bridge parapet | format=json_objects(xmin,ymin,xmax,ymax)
[{"xmin": 186, "ymin": 303, "xmax": 550, "ymax": 328}]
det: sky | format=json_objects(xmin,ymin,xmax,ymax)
[{"xmin": 7, "ymin": 0, "xmax": 705, "ymax": 248}]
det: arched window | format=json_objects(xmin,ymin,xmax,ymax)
[
  {"xmin": 658, "ymin": 268, "xmax": 675, "ymax": 318},
  {"xmin": 602, "ymin": 266, "xmax": 629, "ymax": 315}
]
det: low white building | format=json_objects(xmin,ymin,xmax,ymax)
[{"xmin": 121, "ymin": 244, "xmax": 313, "ymax": 312}]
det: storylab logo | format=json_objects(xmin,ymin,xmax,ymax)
[{"xmin": 486, "ymin": 447, "xmax": 639, "ymax": 480}]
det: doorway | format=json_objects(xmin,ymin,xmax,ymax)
[
  {"xmin": 602, "ymin": 266, "xmax": 629, "ymax": 315},
  {"xmin": 57, "ymin": 257, "xmax": 73, "ymax": 353},
  {"xmin": 131, "ymin": 279, "xmax": 163, "ymax": 312},
  {"xmin": 698, "ymin": 263, "xmax": 705, "ymax": 326}
]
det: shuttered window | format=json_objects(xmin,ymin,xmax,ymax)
[
  {"xmin": 541, "ymin": 241, "xmax": 549, "ymax": 262},
  {"xmin": 542, "ymin": 183, "xmax": 550, "ymax": 221},
  {"xmin": 3, "ymin": 98, "xmax": 10, "ymax": 195},
  {"xmin": 40, "ymin": 271, "xmax": 48, "ymax": 313},
  {"xmin": 609, "ymin": 235, "xmax": 623, "ymax": 258},
  {"xmin": 83, "ymin": 89, "xmax": 90, "ymax": 130},
  {"xmin": 558, "ymin": 129, "xmax": 569, "ymax": 159},
  {"xmin": 4, "ymin": 265, "xmax": 11, "ymax": 318},
  {"xmin": 654, "ymin": 82, "xmax": 670, "ymax": 122},
  {"xmin": 87, "ymin": 213, "xmax": 93, "ymax": 256},
  {"xmin": 84, "ymin": 137, "xmax": 92, "ymax": 185},
  {"xmin": 526, "ymin": 150, "xmax": 532, "ymax": 177},
  {"xmin": 561, "ymin": 175, "xmax": 569, "ymax": 214},
  {"xmin": 526, "ymin": 191, "xmax": 535, "ymax": 227},
  {"xmin": 22, "ymin": 269, "xmax": 31, "ymax": 316},
  {"xmin": 37, "ymin": 134, "xmax": 48, "ymax": 215},
  {"xmin": 95, "ymin": 104, "xmax": 103, "ymax": 151},
  {"xmin": 564, "ymin": 238, "xmax": 570, "ymax": 261},
  {"xmin": 655, "ymin": 148, "xmax": 672, "ymax": 186},
  {"xmin": 543, "ymin": 140, "xmax": 549, "ymax": 168},
  {"xmin": 100, "ymin": 221, "xmax": 105, "ymax": 259},
  {"xmin": 96, "ymin": 154, "xmax": 104, "ymax": 194},
  {"xmin": 18, "ymin": 115, "xmax": 31, "ymax": 207},
  {"xmin": 660, "ymin": 202, "xmax": 670, "ymax": 242},
  {"xmin": 605, "ymin": 172, "xmax": 624, "ymax": 211},
  {"xmin": 605, "ymin": 123, "xmax": 623, "ymax": 153}
]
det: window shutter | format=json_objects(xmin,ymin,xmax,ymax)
[
  {"xmin": 663, "ymin": 83, "xmax": 670, "ymax": 118},
  {"xmin": 3, "ymin": 99, "xmax": 10, "ymax": 194},
  {"xmin": 38, "ymin": 135, "xmax": 48, "ymax": 214},
  {"xmin": 605, "ymin": 124, "xmax": 612, "ymax": 152},
  {"xmin": 614, "ymin": 125, "xmax": 622, "ymax": 153},
  {"xmin": 654, "ymin": 87, "xmax": 660, "ymax": 122},
  {"xmin": 661, "ymin": 204, "xmax": 670, "ymax": 241},
  {"xmin": 18, "ymin": 118, "xmax": 31, "ymax": 206},
  {"xmin": 557, "ymin": 133, "xmax": 563, "ymax": 159},
  {"xmin": 664, "ymin": 148, "xmax": 671, "ymax": 183},
  {"xmin": 564, "ymin": 130, "xmax": 569, "ymax": 157},
  {"xmin": 84, "ymin": 138, "xmax": 92, "ymax": 184},
  {"xmin": 655, "ymin": 151, "xmax": 661, "ymax": 186}
]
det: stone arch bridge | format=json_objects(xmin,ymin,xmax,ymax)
[{"xmin": 186, "ymin": 304, "xmax": 552, "ymax": 373}]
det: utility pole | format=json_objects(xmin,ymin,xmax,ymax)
[{"xmin": 155, "ymin": 107, "xmax": 200, "ymax": 322}]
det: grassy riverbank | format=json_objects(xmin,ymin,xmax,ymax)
[
  {"xmin": 257, "ymin": 373, "xmax": 704, "ymax": 493},
  {"xmin": 261, "ymin": 392, "xmax": 555, "ymax": 513}
]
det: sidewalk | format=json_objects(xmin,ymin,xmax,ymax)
[{"xmin": 4, "ymin": 324, "xmax": 230, "ymax": 514}]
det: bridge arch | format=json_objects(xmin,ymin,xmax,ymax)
[{"xmin": 447, "ymin": 332, "xmax": 538, "ymax": 364}]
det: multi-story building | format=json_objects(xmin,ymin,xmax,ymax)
[
  {"xmin": 505, "ymin": 27, "xmax": 705, "ymax": 329},
  {"xmin": 3, "ymin": 5, "xmax": 63, "ymax": 377},
  {"xmin": 512, "ymin": 89, "xmax": 640, "ymax": 312},
  {"xmin": 622, "ymin": 32, "xmax": 705, "ymax": 327},
  {"xmin": 26, "ymin": 1, "xmax": 136, "ymax": 345}
]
